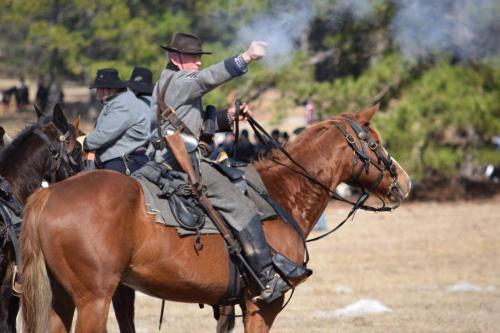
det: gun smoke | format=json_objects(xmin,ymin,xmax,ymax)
[
  {"xmin": 234, "ymin": 1, "xmax": 313, "ymax": 69},
  {"xmin": 232, "ymin": 0, "xmax": 499, "ymax": 68}
]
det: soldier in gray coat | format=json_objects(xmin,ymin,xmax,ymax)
[
  {"xmin": 126, "ymin": 66, "xmax": 156, "ymax": 133},
  {"xmin": 152, "ymin": 32, "xmax": 305, "ymax": 303},
  {"xmin": 78, "ymin": 68, "xmax": 150, "ymax": 174}
]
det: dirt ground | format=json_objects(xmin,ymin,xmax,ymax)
[{"xmin": 103, "ymin": 197, "xmax": 500, "ymax": 333}]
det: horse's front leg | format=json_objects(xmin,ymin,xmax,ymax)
[
  {"xmin": 243, "ymin": 293, "xmax": 284, "ymax": 333},
  {"xmin": 216, "ymin": 305, "xmax": 235, "ymax": 333},
  {"xmin": 112, "ymin": 284, "xmax": 136, "ymax": 333}
]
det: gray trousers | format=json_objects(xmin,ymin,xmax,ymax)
[{"xmin": 200, "ymin": 159, "xmax": 258, "ymax": 231}]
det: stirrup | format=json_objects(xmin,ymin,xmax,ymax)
[
  {"xmin": 11, "ymin": 265, "xmax": 22, "ymax": 297},
  {"xmin": 251, "ymin": 272, "xmax": 290, "ymax": 304}
]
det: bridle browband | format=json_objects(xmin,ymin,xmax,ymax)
[{"xmin": 33, "ymin": 124, "xmax": 80, "ymax": 184}]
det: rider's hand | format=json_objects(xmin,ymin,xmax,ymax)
[
  {"xmin": 229, "ymin": 102, "xmax": 252, "ymax": 122},
  {"xmin": 241, "ymin": 41, "xmax": 268, "ymax": 64},
  {"xmin": 85, "ymin": 151, "xmax": 96, "ymax": 161}
]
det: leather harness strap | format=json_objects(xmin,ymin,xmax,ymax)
[
  {"xmin": 0, "ymin": 204, "xmax": 21, "ymax": 270},
  {"xmin": 0, "ymin": 176, "xmax": 23, "ymax": 216},
  {"xmin": 156, "ymin": 73, "xmax": 195, "ymax": 136}
]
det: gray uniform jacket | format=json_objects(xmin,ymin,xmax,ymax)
[
  {"xmin": 150, "ymin": 55, "xmax": 248, "ymax": 162},
  {"xmin": 136, "ymin": 94, "xmax": 156, "ymax": 133},
  {"xmin": 84, "ymin": 90, "xmax": 150, "ymax": 163}
]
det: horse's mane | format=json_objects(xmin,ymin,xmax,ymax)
[
  {"xmin": 0, "ymin": 116, "xmax": 52, "ymax": 164},
  {"xmin": 255, "ymin": 112, "xmax": 357, "ymax": 167}
]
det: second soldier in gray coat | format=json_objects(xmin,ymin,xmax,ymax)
[
  {"xmin": 151, "ymin": 32, "xmax": 305, "ymax": 303},
  {"xmin": 79, "ymin": 68, "xmax": 150, "ymax": 174},
  {"xmin": 126, "ymin": 66, "xmax": 156, "ymax": 133}
]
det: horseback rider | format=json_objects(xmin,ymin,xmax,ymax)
[
  {"xmin": 78, "ymin": 68, "xmax": 150, "ymax": 174},
  {"xmin": 126, "ymin": 66, "xmax": 156, "ymax": 132},
  {"xmin": 151, "ymin": 32, "xmax": 304, "ymax": 303}
]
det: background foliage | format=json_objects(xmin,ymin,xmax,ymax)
[{"xmin": 0, "ymin": 0, "xmax": 499, "ymax": 181}]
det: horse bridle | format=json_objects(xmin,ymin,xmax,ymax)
[
  {"xmin": 33, "ymin": 124, "xmax": 81, "ymax": 184},
  {"xmin": 248, "ymin": 114, "xmax": 401, "ymax": 210},
  {"xmin": 332, "ymin": 117, "xmax": 401, "ymax": 206}
]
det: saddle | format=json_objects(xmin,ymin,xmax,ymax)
[
  {"xmin": 134, "ymin": 160, "xmax": 312, "ymax": 305},
  {"xmin": 133, "ymin": 162, "xmax": 204, "ymax": 229},
  {"xmin": 134, "ymin": 160, "xmax": 277, "ymax": 236}
]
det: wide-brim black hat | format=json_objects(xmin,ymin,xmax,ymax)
[
  {"xmin": 160, "ymin": 32, "xmax": 212, "ymax": 55},
  {"xmin": 89, "ymin": 68, "xmax": 127, "ymax": 89},
  {"xmin": 126, "ymin": 67, "xmax": 154, "ymax": 95}
]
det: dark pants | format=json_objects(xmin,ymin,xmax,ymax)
[{"xmin": 100, "ymin": 151, "xmax": 148, "ymax": 174}]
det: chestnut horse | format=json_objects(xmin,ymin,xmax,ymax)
[
  {"xmin": 0, "ymin": 104, "xmax": 82, "ymax": 333},
  {"xmin": 20, "ymin": 105, "xmax": 411, "ymax": 332}
]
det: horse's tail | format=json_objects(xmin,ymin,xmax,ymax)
[{"xmin": 20, "ymin": 188, "xmax": 52, "ymax": 333}]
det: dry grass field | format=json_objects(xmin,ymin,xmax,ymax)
[{"xmin": 105, "ymin": 197, "xmax": 500, "ymax": 333}]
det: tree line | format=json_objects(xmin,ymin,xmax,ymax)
[{"xmin": 1, "ymin": 0, "xmax": 499, "ymax": 181}]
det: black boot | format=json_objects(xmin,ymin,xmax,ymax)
[{"xmin": 234, "ymin": 216, "xmax": 293, "ymax": 303}]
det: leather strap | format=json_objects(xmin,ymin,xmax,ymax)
[
  {"xmin": 156, "ymin": 73, "xmax": 194, "ymax": 136},
  {"xmin": 0, "ymin": 176, "xmax": 22, "ymax": 216},
  {"xmin": 0, "ymin": 204, "xmax": 21, "ymax": 267},
  {"xmin": 232, "ymin": 99, "xmax": 241, "ymax": 157}
]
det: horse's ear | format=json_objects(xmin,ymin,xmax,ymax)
[
  {"xmin": 53, "ymin": 103, "xmax": 69, "ymax": 132},
  {"xmin": 358, "ymin": 103, "xmax": 379, "ymax": 125},
  {"xmin": 34, "ymin": 104, "xmax": 45, "ymax": 119}
]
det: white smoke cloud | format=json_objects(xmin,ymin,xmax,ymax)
[
  {"xmin": 235, "ymin": 1, "xmax": 313, "ymax": 69},
  {"xmin": 391, "ymin": 0, "xmax": 500, "ymax": 62},
  {"xmin": 333, "ymin": 0, "xmax": 378, "ymax": 20},
  {"xmin": 233, "ymin": 0, "xmax": 499, "ymax": 67}
]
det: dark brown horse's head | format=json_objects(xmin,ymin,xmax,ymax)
[
  {"xmin": 41, "ymin": 103, "xmax": 85, "ymax": 181},
  {"xmin": 332, "ymin": 104, "xmax": 411, "ymax": 206},
  {"xmin": 1, "ymin": 104, "xmax": 84, "ymax": 185}
]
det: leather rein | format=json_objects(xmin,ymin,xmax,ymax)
[{"xmin": 246, "ymin": 114, "xmax": 401, "ymax": 243}]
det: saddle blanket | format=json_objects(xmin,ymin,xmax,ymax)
[{"xmin": 133, "ymin": 163, "xmax": 277, "ymax": 236}]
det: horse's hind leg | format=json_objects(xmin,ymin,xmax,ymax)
[
  {"xmin": 50, "ymin": 276, "xmax": 75, "ymax": 333},
  {"xmin": 74, "ymin": 297, "xmax": 112, "ymax": 333}
]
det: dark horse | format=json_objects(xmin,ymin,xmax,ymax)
[
  {"xmin": 20, "ymin": 105, "xmax": 411, "ymax": 332},
  {"xmin": 0, "ymin": 104, "xmax": 83, "ymax": 332}
]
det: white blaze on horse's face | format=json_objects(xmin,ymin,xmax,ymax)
[{"xmin": 382, "ymin": 147, "xmax": 411, "ymax": 199}]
